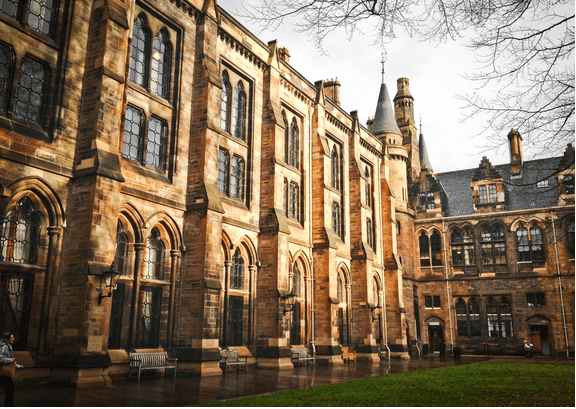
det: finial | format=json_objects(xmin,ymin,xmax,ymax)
[{"xmin": 380, "ymin": 53, "xmax": 386, "ymax": 84}]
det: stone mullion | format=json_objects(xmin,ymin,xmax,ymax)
[{"xmin": 128, "ymin": 243, "xmax": 145, "ymax": 349}]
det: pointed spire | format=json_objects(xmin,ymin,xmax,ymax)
[
  {"xmin": 371, "ymin": 56, "xmax": 402, "ymax": 137},
  {"xmin": 418, "ymin": 119, "xmax": 433, "ymax": 172}
]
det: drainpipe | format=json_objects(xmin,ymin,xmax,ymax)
[
  {"xmin": 551, "ymin": 210, "xmax": 570, "ymax": 358},
  {"xmin": 442, "ymin": 220, "xmax": 454, "ymax": 354}
]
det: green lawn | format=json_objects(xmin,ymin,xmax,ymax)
[{"xmin": 207, "ymin": 363, "xmax": 575, "ymax": 406}]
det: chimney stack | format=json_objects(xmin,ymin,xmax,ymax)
[
  {"xmin": 323, "ymin": 78, "xmax": 341, "ymax": 106},
  {"xmin": 278, "ymin": 47, "xmax": 290, "ymax": 63},
  {"xmin": 507, "ymin": 128, "xmax": 523, "ymax": 176}
]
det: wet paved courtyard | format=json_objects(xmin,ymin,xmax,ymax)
[{"xmin": 9, "ymin": 355, "xmax": 573, "ymax": 406}]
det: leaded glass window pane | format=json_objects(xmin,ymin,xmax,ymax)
[
  {"xmin": 331, "ymin": 147, "xmax": 339, "ymax": 190},
  {"xmin": 499, "ymin": 297, "xmax": 513, "ymax": 338},
  {"xmin": 289, "ymin": 182, "xmax": 299, "ymax": 221},
  {"xmin": 488, "ymin": 184, "xmax": 497, "ymax": 202},
  {"xmin": 468, "ymin": 297, "xmax": 481, "ymax": 337},
  {"xmin": 129, "ymin": 15, "xmax": 149, "ymax": 87},
  {"xmin": 220, "ymin": 72, "xmax": 230, "ymax": 131},
  {"xmin": 0, "ymin": 43, "xmax": 13, "ymax": 113},
  {"xmin": 137, "ymin": 286, "xmax": 161, "ymax": 348},
  {"xmin": 292, "ymin": 264, "xmax": 301, "ymax": 297},
  {"xmin": 455, "ymin": 298, "xmax": 467, "ymax": 337},
  {"xmin": 231, "ymin": 249, "xmax": 244, "ymax": 290},
  {"xmin": 516, "ymin": 224, "xmax": 530, "ymax": 261},
  {"xmin": 0, "ymin": 0, "xmax": 18, "ymax": 19},
  {"xmin": 530, "ymin": 225, "xmax": 544, "ymax": 261},
  {"xmin": 486, "ymin": 297, "xmax": 498, "ymax": 337},
  {"xmin": 231, "ymin": 82, "xmax": 246, "ymax": 141},
  {"xmin": 0, "ymin": 197, "xmax": 41, "ymax": 265},
  {"xmin": 419, "ymin": 232, "xmax": 430, "ymax": 267},
  {"xmin": 150, "ymin": 30, "xmax": 171, "ymax": 99},
  {"xmin": 122, "ymin": 105, "xmax": 143, "ymax": 162},
  {"xmin": 365, "ymin": 167, "xmax": 371, "ymax": 208},
  {"xmin": 0, "ymin": 272, "xmax": 33, "ymax": 350},
  {"xmin": 431, "ymin": 231, "xmax": 442, "ymax": 266},
  {"xmin": 217, "ymin": 148, "xmax": 229, "ymax": 194},
  {"xmin": 145, "ymin": 116, "xmax": 167, "ymax": 170},
  {"xmin": 230, "ymin": 155, "xmax": 244, "ymax": 201},
  {"xmin": 332, "ymin": 202, "xmax": 340, "ymax": 237},
  {"xmin": 288, "ymin": 119, "xmax": 298, "ymax": 168},
  {"xmin": 114, "ymin": 220, "xmax": 129, "ymax": 276},
  {"xmin": 144, "ymin": 228, "xmax": 164, "ymax": 280},
  {"xmin": 27, "ymin": 0, "xmax": 55, "ymax": 37},
  {"xmin": 366, "ymin": 218, "xmax": 372, "ymax": 248},
  {"xmin": 479, "ymin": 185, "xmax": 488, "ymax": 204},
  {"xmin": 13, "ymin": 57, "xmax": 47, "ymax": 125}
]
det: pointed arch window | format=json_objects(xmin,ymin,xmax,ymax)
[
  {"xmin": 480, "ymin": 224, "xmax": 507, "ymax": 265},
  {"xmin": 419, "ymin": 230, "xmax": 442, "ymax": 267},
  {"xmin": 366, "ymin": 218, "xmax": 373, "ymax": 248},
  {"xmin": 451, "ymin": 227, "xmax": 476, "ymax": 266},
  {"xmin": 419, "ymin": 232, "xmax": 430, "ymax": 267},
  {"xmin": 289, "ymin": 182, "xmax": 299, "ymax": 221},
  {"xmin": 231, "ymin": 82, "xmax": 246, "ymax": 141},
  {"xmin": 516, "ymin": 223, "xmax": 544, "ymax": 262},
  {"xmin": 129, "ymin": 15, "xmax": 150, "ymax": 87},
  {"xmin": 144, "ymin": 228, "xmax": 164, "ymax": 280},
  {"xmin": 220, "ymin": 71, "xmax": 231, "ymax": 132},
  {"xmin": 0, "ymin": 197, "xmax": 41, "ymax": 265},
  {"xmin": 331, "ymin": 147, "xmax": 340, "ymax": 191},
  {"xmin": 0, "ymin": 43, "xmax": 14, "ymax": 114},
  {"xmin": 231, "ymin": 248, "xmax": 244, "ymax": 290},
  {"xmin": 150, "ymin": 29, "xmax": 172, "ymax": 99},
  {"xmin": 291, "ymin": 264, "xmax": 301, "ymax": 297},
  {"xmin": 114, "ymin": 220, "xmax": 129, "ymax": 276},
  {"xmin": 456, "ymin": 297, "xmax": 481, "ymax": 337},
  {"xmin": 364, "ymin": 166, "xmax": 372, "ymax": 208},
  {"xmin": 287, "ymin": 118, "xmax": 299, "ymax": 168}
]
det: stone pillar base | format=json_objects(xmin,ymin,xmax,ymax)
[
  {"xmin": 51, "ymin": 367, "xmax": 113, "ymax": 387},
  {"xmin": 315, "ymin": 354, "xmax": 344, "ymax": 365},
  {"xmin": 177, "ymin": 360, "xmax": 222, "ymax": 376},
  {"xmin": 390, "ymin": 351, "xmax": 411, "ymax": 359},
  {"xmin": 356, "ymin": 352, "xmax": 380, "ymax": 362},
  {"xmin": 257, "ymin": 356, "xmax": 293, "ymax": 369}
]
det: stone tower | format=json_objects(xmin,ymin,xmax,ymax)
[
  {"xmin": 370, "ymin": 62, "xmax": 411, "ymax": 358},
  {"xmin": 394, "ymin": 78, "xmax": 420, "ymax": 183}
]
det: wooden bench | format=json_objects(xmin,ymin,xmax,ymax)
[
  {"xmin": 129, "ymin": 351, "xmax": 177, "ymax": 381},
  {"xmin": 219, "ymin": 349, "xmax": 247, "ymax": 374},
  {"xmin": 291, "ymin": 346, "xmax": 315, "ymax": 366}
]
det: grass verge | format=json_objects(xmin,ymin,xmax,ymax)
[{"xmin": 206, "ymin": 362, "xmax": 574, "ymax": 407}]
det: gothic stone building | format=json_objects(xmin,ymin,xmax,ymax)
[{"xmin": 0, "ymin": 0, "xmax": 573, "ymax": 386}]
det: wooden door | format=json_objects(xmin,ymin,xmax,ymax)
[
  {"xmin": 531, "ymin": 326, "xmax": 542, "ymax": 354},
  {"xmin": 429, "ymin": 326, "xmax": 443, "ymax": 352}
]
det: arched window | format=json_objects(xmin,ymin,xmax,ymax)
[
  {"xmin": 129, "ymin": 15, "xmax": 150, "ymax": 87},
  {"xmin": 480, "ymin": 224, "xmax": 507, "ymax": 265},
  {"xmin": 430, "ymin": 231, "xmax": 442, "ymax": 266},
  {"xmin": 217, "ymin": 148, "xmax": 230, "ymax": 194},
  {"xmin": 419, "ymin": 232, "xmax": 430, "ymax": 267},
  {"xmin": 366, "ymin": 218, "xmax": 373, "ymax": 248},
  {"xmin": 231, "ymin": 82, "xmax": 246, "ymax": 141},
  {"xmin": 144, "ymin": 228, "xmax": 164, "ymax": 280},
  {"xmin": 451, "ymin": 227, "xmax": 476, "ymax": 266},
  {"xmin": 292, "ymin": 264, "xmax": 301, "ymax": 297},
  {"xmin": 114, "ymin": 220, "xmax": 129, "ymax": 276},
  {"xmin": 567, "ymin": 219, "xmax": 574, "ymax": 259},
  {"xmin": 219, "ymin": 71, "xmax": 231, "ymax": 132},
  {"xmin": 456, "ymin": 297, "xmax": 481, "ymax": 337},
  {"xmin": 499, "ymin": 297, "xmax": 513, "ymax": 338},
  {"xmin": 331, "ymin": 146, "xmax": 340, "ymax": 191},
  {"xmin": 0, "ymin": 197, "xmax": 41, "ymax": 264},
  {"xmin": 150, "ymin": 29, "xmax": 172, "ymax": 99},
  {"xmin": 337, "ymin": 273, "xmax": 344, "ymax": 303},
  {"xmin": 365, "ymin": 167, "xmax": 372, "ymax": 208},
  {"xmin": 288, "ymin": 118, "xmax": 299, "ymax": 168},
  {"xmin": 372, "ymin": 276, "xmax": 379, "ymax": 307},
  {"xmin": 516, "ymin": 223, "xmax": 545, "ymax": 262},
  {"xmin": 231, "ymin": 248, "xmax": 244, "ymax": 290},
  {"xmin": 486, "ymin": 297, "xmax": 499, "ymax": 337},
  {"xmin": 289, "ymin": 182, "xmax": 299, "ymax": 221}
]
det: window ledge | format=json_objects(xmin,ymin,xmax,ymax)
[
  {"xmin": 220, "ymin": 195, "xmax": 248, "ymax": 210},
  {"xmin": 122, "ymin": 159, "xmax": 171, "ymax": 184}
]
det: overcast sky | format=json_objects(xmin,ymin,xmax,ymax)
[{"xmin": 219, "ymin": 0, "xmax": 519, "ymax": 173}]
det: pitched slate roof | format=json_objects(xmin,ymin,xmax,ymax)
[
  {"xmin": 435, "ymin": 157, "xmax": 564, "ymax": 217},
  {"xmin": 419, "ymin": 133, "xmax": 433, "ymax": 171}
]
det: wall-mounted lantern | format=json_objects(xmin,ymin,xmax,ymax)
[
  {"xmin": 369, "ymin": 303, "xmax": 380, "ymax": 322},
  {"xmin": 90, "ymin": 262, "xmax": 122, "ymax": 305},
  {"xmin": 281, "ymin": 290, "xmax": 298, "ymax": 315}
]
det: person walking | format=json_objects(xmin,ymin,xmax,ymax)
[{"xmin": 0, "ymin": 332, "xmax": 22, "ymax": 406}]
